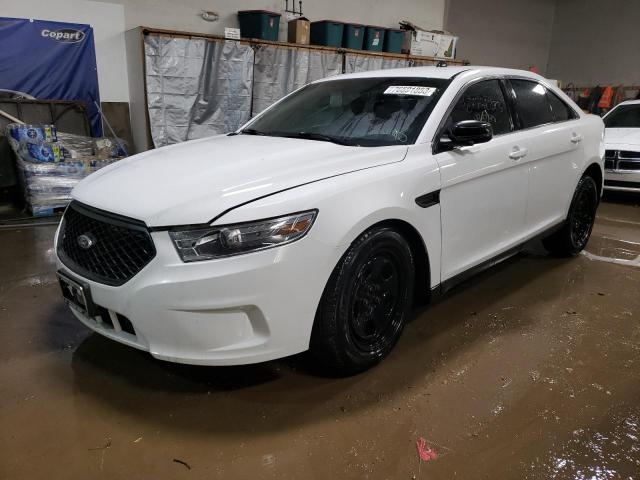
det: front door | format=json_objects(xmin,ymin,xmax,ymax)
[{"xmin": 434, "ymin": 78, "xmax": 530, "ymax": 281}]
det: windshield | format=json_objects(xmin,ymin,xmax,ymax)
[
  {"xmin": 243, "ymin": 77, "xmax": 450, "ymax": 147},
  {"xmin": 604, "ymin": 104, "xmax": 640, "ymax": 128}
]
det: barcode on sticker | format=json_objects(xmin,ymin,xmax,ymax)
[{"xmin": 384, "ymin": 86, "xmax": 436, "ymax": 96}]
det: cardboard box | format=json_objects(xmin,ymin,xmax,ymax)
[
  {"xmin": 406, "ymin": 30, "xmax": 458, "ymax": 59},
  {"xmin": 288, "ymin": 17, "xmax": 310, "ymax": 44}
]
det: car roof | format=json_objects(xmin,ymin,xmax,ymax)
[
  {"xmin": 314, "ymin": 65, "xmax": 547, "ymax": 83},
  {"xmin": 614, "ymin": 99, "xmax": 640, "ymax": 106}
]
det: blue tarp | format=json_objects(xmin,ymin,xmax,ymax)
[{"xmin": 0, "ymin": 17, "xmax": 102, "ymax": 136}]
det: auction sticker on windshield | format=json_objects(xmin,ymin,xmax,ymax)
[{"xmin": 384, "ymin": 86, "xmax": 437, "ymax": 96}]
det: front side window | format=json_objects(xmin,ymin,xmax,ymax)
[
  {"xmin": 444, "ymin": 79, "xmax": 513, "ymax": 135},
  {"xmin": 244, "ymin": 77, "xmax": 450, "ymax": 147},
  {"xmin": 604, "ymin": 104, "xmax": 640, "ymax": 128},
  {"xmin": 511, "ymin": 79, "xmax": 554, "ymax": 128}
]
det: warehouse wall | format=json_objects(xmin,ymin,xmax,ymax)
[
  {"xmin": 0, "ymin": 0, "xmax": 129, "ymax": 103},
  {"xmin": 0, "ymin": 0, "xmax": 446, "ymax": 105},
  {"xmin": 103, "ymin": 0, "xmax": 445, "ymax": 34},
  {"xmin": 546, "ymin": 0, "xmax": 640, "ymax": 86},
  {"xmin": 443, "ymin": 0, "xmax": 556, "ymax": 75}
]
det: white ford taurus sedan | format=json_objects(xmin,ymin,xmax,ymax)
[
  {"xmin": 602, "ymin": 99, "xmax": 640, "ymax": 193},
  {"xmin": 55, "ymin": 66, "xmax": 604, "ymax": 374}
]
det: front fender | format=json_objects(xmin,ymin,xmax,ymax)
[{"xmin": 216, "ymin": 144, "xmax": 443, "ymax": 287}]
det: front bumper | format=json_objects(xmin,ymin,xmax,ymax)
[
  {"xmin": 55, "ymin": 227, "xmax": 339, "ymax": 365},
  {"xmin": 604, "ymin": 170, "xmax": 640, "ymax": 193}
]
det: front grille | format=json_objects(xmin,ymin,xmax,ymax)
[
  {"xmin": 604, "ymin": 150, "xmax": 640, "ymax": 171},
  {"xmin": 620, "ymin": 151, "xmax": 640, "ymax": 159},
  {"xmin": 618, "ymin": 161, "xmax": 640, "ymax": 171},
  {"xmin": 57, "ymin": 201, "xmax": 156, "ymax": 286}
]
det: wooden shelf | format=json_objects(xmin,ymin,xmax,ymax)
[{"xmin": 141, "ymin": 26, "xmax": 468, "ymax": 65}]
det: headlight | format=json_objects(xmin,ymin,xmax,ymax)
[{"xmin": 169, "ymin": 210, "xmax": 317, "ymax": 262}]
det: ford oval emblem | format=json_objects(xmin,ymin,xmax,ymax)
[{"xmin": 77, "ymin": 233, "xmax": 96, "ymax": 250}]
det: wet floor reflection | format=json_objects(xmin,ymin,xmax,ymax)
[{"xmin": 529, "ymin": 405, "xmax": 640, "ymax": 479}]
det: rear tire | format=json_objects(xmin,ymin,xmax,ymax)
[
  {"xmin": 310, "ymin": 227, "xmax": 414, "ymax": 375},
  {"xmin": 543, "ymin": 175, "xmax": 599, "ymax": 256}
]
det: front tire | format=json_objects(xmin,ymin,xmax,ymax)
[
  {"xmin": 543, "ymin": 175, "xmax": 599, "ymax": 256},
  {"xmin": 310, "ymin": 227, "xmax": 415, "ymax": 375}
]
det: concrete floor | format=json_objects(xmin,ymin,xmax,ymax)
[{"xmin": 1, "ymin": 194, "xmax": 639, "ymax": 479}]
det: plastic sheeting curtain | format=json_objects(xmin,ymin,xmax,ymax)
[
  {"xmin": 145, "ymin": 35, "xmax": 254, "ymax": 147},
  {"xmin": 251, "ymin": 46, "xmax": 342, "ymax": 115},
  {"xmin": 344, "ymin": 54, "xmax": 409, "ymax": 74},
  {"xmin": 145, "ymin": 33, "xmax": 446, "ymax": 148},
  {"xmin": 410, "ymin": 58, "xmax": 439, "ymax": 67}
]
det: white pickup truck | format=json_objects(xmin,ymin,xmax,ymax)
[{"xmin": 603, "ymin": 99, "xmax": 640, "ymax": 193}]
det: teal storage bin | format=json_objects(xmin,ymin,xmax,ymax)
[
  {"xmin": 364, "ymin": 26, "xmax": 385, "ymax": 51},
  {"xmin": 343, "ymin": 23, "xmax": 365, "ymax": 50},
  {"xmin": 237, "ymin": 10, "xmax": 281, "ymax": 41},
  {"xmin": 384, "ymin": 28, "xmax": 404, "ymax": 53},
  {"xmin": 310, "ymin": 20, "xmax": 344, "ymax": 47}
]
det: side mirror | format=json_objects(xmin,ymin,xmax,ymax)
[{"xmin": 448, "ymin": 120, "xmax": 493, "ymax": 147}]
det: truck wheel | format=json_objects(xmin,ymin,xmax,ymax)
[
  {"xmin": 543, "ymin": 175, "xmax": 599, "ymax": 256},
  {"xmin": 310, "ymin": 227, "xmax": 414, "ymax": 375}
]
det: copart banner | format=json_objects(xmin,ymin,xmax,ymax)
[{"xmin": 0, "ymin": 17, "xmax": 102, "ymax": 136}]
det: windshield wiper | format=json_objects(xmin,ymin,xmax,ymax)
[
  {"xmin": 240, "ymin": 128, "xmax": 268, "ymax": 136},
  {"xmin": 283, "ymin": 131, "xmax": 355, "ymax": 146},
  {"xmin": 240, "ymin": 129, "xmax": 355, "ymax": 145}
]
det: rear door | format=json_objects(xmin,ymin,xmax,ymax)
[
  {"xmin": 434, "ymin": 78, "xmax": 531, "ymax": 281},
  {"xmin": 507, "ymin": 79, "xmax": 584, "ymax": 233}
]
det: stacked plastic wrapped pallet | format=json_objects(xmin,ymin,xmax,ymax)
[{"xmin": 5, "ymin": 124, "xmax": 125, "ymax": 216}]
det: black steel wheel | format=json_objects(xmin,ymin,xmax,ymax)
[
  {"xmin": 310, "ymin": 226, "xmax": 414, "ymax": 375},
  {"xmin": 349, "ymin": 249, "xmax": 405, "ymax": 356},
  {"xmin": 543, "ymin": 175, "xmax": 599, "ymax": 256}
]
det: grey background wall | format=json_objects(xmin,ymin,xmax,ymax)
[
  {"xmin": 546, "ymin": 0, "xmax": 640, "ymax": 86},
  {"xmin": 444, "ymin": 0, "xmax": 557, "ymax": 76},
  {"xmin": 104, "ymin": 0, "xmax": 446, "ymax": 34},
  {"xmin": 445, "ymin": 0, "xmax": 640, "ymax": 85}
]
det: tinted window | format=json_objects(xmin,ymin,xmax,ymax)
[
  {"xmin": 246, "ymin": 77, "xmax": 450, "ymax": 147},
  {"xmin": 547, "ymin": 90, "xmax": 578, "ymax": 122},
  {"xmin": 511, "ymin": 79, "xmax": 554, "ymax": 128},
  {"xmin": 604, "ymin": 104, "xmax": 640, "ymax": 128},
  {"xmin": 446, "ymin": 79, "xmax": 512, "ymax": 135}
]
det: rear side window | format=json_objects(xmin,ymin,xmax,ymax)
[
  {"xmin": 446, "ymin": 79, "xmax": 512, "ymax": 135},
  {"xmin": 511, "ymin": 79, "xmax": 554, "ymax": 128},
  {"xmin": 547, "ymin": 90, "xmax": 578, "ymax": 122}
]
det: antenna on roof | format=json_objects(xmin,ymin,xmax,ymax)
[{"xmin": 436, "ymin": 61, "xmax": 448, "ymax": 67}]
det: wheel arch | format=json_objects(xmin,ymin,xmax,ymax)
[
  {"xmin": 339, "ymin": 218, "xmax": 432, "ymax": 305},
  {"xmin": 378, "ymin": 219, "xmax": 431, "ymax": 304},
  {"xmin": 582, "ymin": 162, "xmax": 603, "ymax": 198}
]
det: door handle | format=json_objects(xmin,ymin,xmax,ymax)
[
  {"xmin": 570, "ymin": 133, "xmax": 583, "ymax": 144},
  {"xmin": 509, "ymin": 147, "xmax": 528, "ymax": 160}
]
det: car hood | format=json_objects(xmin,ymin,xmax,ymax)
[
  {"xmin": 72, "ymin": 134, "xmax": 408, "ymax": 227},
  {"xmin": 604, "ymin": 128, "xmax": 640, "ymax": 150}
]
